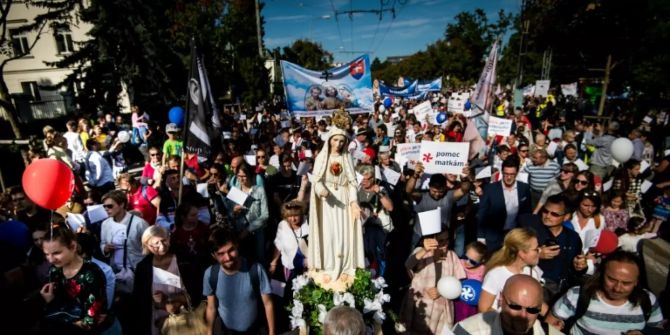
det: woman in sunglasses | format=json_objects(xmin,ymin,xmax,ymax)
[
  {"xmin": 563, "ymin": 170, "xmax": 595, "ymax": 211},
  {"xmin": 478, "ymin": 228, "xmax": 544, "ymax": 313}
]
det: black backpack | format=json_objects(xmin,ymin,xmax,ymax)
[{"xmin": 207, "ymin": 262, "xmax": 265, "ymax": 333}]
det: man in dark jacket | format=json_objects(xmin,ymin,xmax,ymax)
[{"xmin": 477, "ymin": 158, "xmax": 532, "ymax": 252}]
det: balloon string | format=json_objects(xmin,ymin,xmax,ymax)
[{"xmin": 50, "ymin": 210, "xmax": 54, "ymax": 240}]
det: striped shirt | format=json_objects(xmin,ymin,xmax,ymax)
[
  {"xmin": 552, "ymin": 286, "xmax": 664, "ymax": 335},
  {"xmin": 523, "ymin": 160, "xmax": 561, "ymax": 192}
]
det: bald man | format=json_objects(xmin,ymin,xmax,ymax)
[{"xmin": 448, "ymin": 274, "xmax": 563, "ymax": 335}]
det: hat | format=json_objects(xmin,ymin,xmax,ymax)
[
  {"xmin": 356, "ymin": 128, "xmax": 369, "ymax": 137},
  {"xmin": 362, "ymin": 147, "xmax": 376, "ymax": 160},
  {"xmin": 594, "ymin": 230, "xmax": 618, "ymax": 255},
  {"xmin": 166, "ymin": 123, "xmax": 180, "ymax": 133}
]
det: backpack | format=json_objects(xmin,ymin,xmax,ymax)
[
  {"xmin": 563, "ymin": 287, "xmax": 652, "ymax": 333},
  {"xmin": 207, "ymin": 262, "xmax": 264, "ymax": 333}
]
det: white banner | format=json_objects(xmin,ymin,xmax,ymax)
[
  {"xmin": 522, "ymin": 84, "xmax": 535, "ymax": 97},
  {"xmin": 448, "ymin": 92, "xmax": 469, "ymax": 113},
  {"xmin": 534, "ymin": 80, "xmax": 551, "ymax": 97},
  {"xmin": 561, "ymin": 82, "xmax": 578, "ymax": 97},
  {"xmin": 419, "ymin": 141, "xmax": 470, "ymax": 174},
  {"xmin": 487, "ymin": 116, "xmax": 513, "ymax": 137}
]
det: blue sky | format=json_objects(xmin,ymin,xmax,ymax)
[{"xmin": 263, "ymin": 0, "xmax": 521, "ymax": 63}]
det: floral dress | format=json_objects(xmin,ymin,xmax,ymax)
[{"xmin": 44, "ymin": 261, "xmax": 108, "ymax": 333}]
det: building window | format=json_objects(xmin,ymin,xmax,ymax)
[
  {"xmin": 10, "ymin": 29, "xmax": 30, "ymax": 56},
  {"xmin": 54, "ymin": 28, "xmax": 74, "ymax": 54},
  {"xmin": 21, "ymin": 81, "xmax": 41, "ymax": 101}
]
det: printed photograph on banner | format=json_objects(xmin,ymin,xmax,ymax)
[
  {"xmin": 534, "ymin": 80, "xmax": 551, "ymax": 97},
  {"xmin": 419, "ymin": 141, "xmax": 469, "ymax": 174},
  {"xmin": 280, "ymin": 55, "xmax": 373, "ymax": 117}
]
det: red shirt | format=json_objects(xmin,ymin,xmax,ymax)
[{"xmin": 128, "ymin": 185, "xmax": 159, "ymax": 225}]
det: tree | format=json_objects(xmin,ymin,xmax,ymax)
[
  {"xmin": 49, "ymin": 0, "xmax": 185, "ymax": 116},
  {"xmin": 371, "ymin": 9, "xmax": 511, "ymax": 86},
  {"xmin": 279, "ymin": 39, "xmax": 333, "ymax": 70},
  {"xmin": 0, "ymin": 0, "xmax": 81, "ymax": 140}
]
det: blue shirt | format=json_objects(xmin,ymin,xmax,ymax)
[{"xmin": 203, "ymin": 259, "xmax": 271, "ymax": 332}]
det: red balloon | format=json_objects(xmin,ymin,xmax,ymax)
[{"xmin": 22, "ymin": 159, "xmax": 74, "ymax": 210}]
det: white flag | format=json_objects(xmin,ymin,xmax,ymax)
[
  {"xmin": 470, "ymin": 39, "xmax": 499, "ymax": 117},
  {"xmin": 561, "ymin": 82, "xmax": 578, "ymax": 97}
]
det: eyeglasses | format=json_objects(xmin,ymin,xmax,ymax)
[
  {"xmin": 103, "ymin": 203, "xmax": 115, "ymax": 209},
  {"xmin": 237, "ymin": 174, "xmax": 248, "ymax": 179},
  {"xmin": 504, "ymin": 296, "xmax": 542, "ymax": 314},
  {"xmin": 576, "ymin": 179, "xmax": 589, "ymax": 185},
  {"xmin": 460, "ymin": 255, "xmax": 481, "ymax": 267},
  {"xmin": 541, "ymin": 208, "xmax": 564, "ymax": 218}
]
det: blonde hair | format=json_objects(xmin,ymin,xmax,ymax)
[
  {"xmin": 281, "ymin": 200, "xmax": 305, "ymax": 219},
  {"xmin": 485, "ymin": 228, "xmax": 537, "ymax": 273},
  {"xmin": 141, "ymin": 225, "xmax": 170, "ymax": 255}
]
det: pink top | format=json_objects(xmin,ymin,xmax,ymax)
[
  {"xmin": 460, "ymin": 259, "xmax": 485, "ymax": 281},
  {"xmin": 131, "ymin": 112, "xmax": 148, "ymax": 128}
]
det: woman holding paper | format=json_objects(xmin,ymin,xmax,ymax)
[
  {"xmin": 223, "ymin": 162, "xmax": 269, "ymax": 265},
  {"xmin": 130, "ymin": 226, "xmax": 202, "ymax": 335},
  {"xmin": 308, "ymin": 109, "xmax": 365, "ymax": 287}
]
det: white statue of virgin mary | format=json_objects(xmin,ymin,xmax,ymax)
[{"xmin": 308, "ymin": 109, "xmax": 365, "ymax": 287}]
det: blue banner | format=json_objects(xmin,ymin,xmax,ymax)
[
  {"xmin": 417, "ymin": 77, "xmax": 442, "ymax": 92},
  {"xmin": 379, "ymin": 80, "xmax": 418, "ymax": 97},
  {"xmin": 281, "ymin": 55, "xmax": 374, "ymax": 117}
]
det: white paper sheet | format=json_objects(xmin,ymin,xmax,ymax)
[
  {"xmin": 516, "ymin": 172, "xmax": 529, "ymax": 183},
  {"xmin": 475, "ymin": 166, "xmax": 492, "ymax": 180},
  {"xmin": 574, "ymin": 159, "xmax": 589, "ymax": 171},
  {"xmin": 87, "ymin": 205, "xmax": 108, "ymax": 223},
  {"xmin": 303, "ymin": 150, "xmax": 313, "ymax": 158},
  {"xmin": 382, "ymin": 168, "xmax": 401, "ymax": 186},
  {"xmin": 153, "ymin": 266, "xmax": 183, "ymax": 289},
  {"xmin": 640, "ymin": 160, "xmax": 650, "ymax": 173},
  {"xmin": 226, "ymin": 187, "xmax": 249, "ymax": 206},
  {"xmin": 418, "ymin": 207, "xmax": 442, "ymax": 236},
  {"xmin": 375, "ymin": 166, "xmax": 382, "ymax": 180},
  {"xmin": 356, "ymin": 172, "xmax": 364, "ymax": 185},
  {"xmin": 196, "ymin": 183, "xmax": 210, "ymax": 198},
  {"xmin": 244, "ymin": 155, "xmax": 256, "ymax": 166},
  {"xmin": 641, "ymin": 180, "xmax": 653, "ymax": 193},
  {"xmin": 546, "ymin": 141, "xmax": 558, "ymax": 156},
  {"xmin": 296, "ymin": 161, "xmax": 310, "ymax": 176},
  {"xmin": 602, "ymin": 179, "xmax": 614, "ymax": 192},
  {"xmin": 66, "ymin": 213, "xmax": 86, "ymax": 232}
]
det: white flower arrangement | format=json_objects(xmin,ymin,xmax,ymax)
[{"xmin": 289, "ymin": 269, "xmax": 389, "ymax": 334}]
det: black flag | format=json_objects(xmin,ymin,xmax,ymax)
[{"xmin": 184, "ymin": 42, "xmax": 220, "ymax": 158}]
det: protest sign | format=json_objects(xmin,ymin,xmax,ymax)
[
  {"xmin": 395, "ymin": 143, "xmax": 421, "ymax": 168},
  {"xmin": 382, "ymin": 168, "xmax": 401, "ymax": 186},
  {"xmin": 561, "ymin": 83, "xmax": 578, "ymax": 97},
  {"xmin": 411, "ymin": 100, "xmax": 433, "ymax": 123},
  {"xmin": 534, "ymin": 80, "xmax": 551, "ymax": 97},
  {"xmin": 418, "ymin": 207, "xmax": 442, "ymax": 236},
  {"xmin": 419, "ymin": 141, "xmax": 469, "ymax": 174},
  {"xmin": 488, "ymin": 116, "xmax": 513, "ymax": 137}
]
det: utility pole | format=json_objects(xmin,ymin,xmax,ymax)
[
  {"xmin": 255, "ymin": 0, "xmax": 264, "ymax": 58},
  {"xmin": 597, "ymin": 54, "xmax": 612, "ymax": 116},
  {"xmin": 515, "ymin": 0, "xmax": 528, "ymax": 87}
]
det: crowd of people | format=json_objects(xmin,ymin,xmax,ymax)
[{"xmin": 1, "ymin": 88, "xmax": 669, "ymax": 335}]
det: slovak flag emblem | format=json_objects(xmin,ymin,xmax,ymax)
[{"xmin": 349, "ymin": 59, "xmax": 365, "ymax": 80}]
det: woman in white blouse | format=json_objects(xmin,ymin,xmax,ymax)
[{"xmin": 270, "ymin": 201, "xmax": 309, "ymax": 281}]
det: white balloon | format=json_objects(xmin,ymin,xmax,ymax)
[
  {"xmin": 379, "ymin": 105, "xmax": 386, "ymax": 113},
  {"xmin": 437, "ymin": 276, "xmax": 462, "ymax": 299},
  {"xmin": 117, "ymin": 130, "xmax": 130, "ymax": 143},
  {"xmin": 611, "ymin": 137, "xmax": 634, "ymax": 163}
]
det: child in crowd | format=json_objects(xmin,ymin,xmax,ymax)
[
  {"xmin": 400, "ymin": 231, "xmax": 466, "ymax": 335},
  {"xmin": 602, "ymin": 191, "xmax": 629, "ymax": 232},
  {"xmin": 454, "ymin": 241, "xmax": 487, "ymax": 323},
  {"xmin": 162, "ymin": 123, "xmax": 183, "ymax": 165},
  {"xmin": 618, "ymin": 215, "xmax": 658, "ymax": 253}
]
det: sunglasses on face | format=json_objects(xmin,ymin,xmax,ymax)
[
  {"xmin": 504, "ymin": 297, "xmax": 542, "ymax": 314},
  {"xmin": 460, "ymin": 255, "xmax": 481, "ymax": 267},
  {"xmin": 541, "ymin": 207, "xmax": 564, "ymax": 218},
  {"xmin": 560, "ymin": 170, "xmax": 574, "ymax": 174}
]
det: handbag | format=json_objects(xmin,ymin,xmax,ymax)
[{"xmin": 115, "ymin": 215, "xmax": 135, "ymax": 294}]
